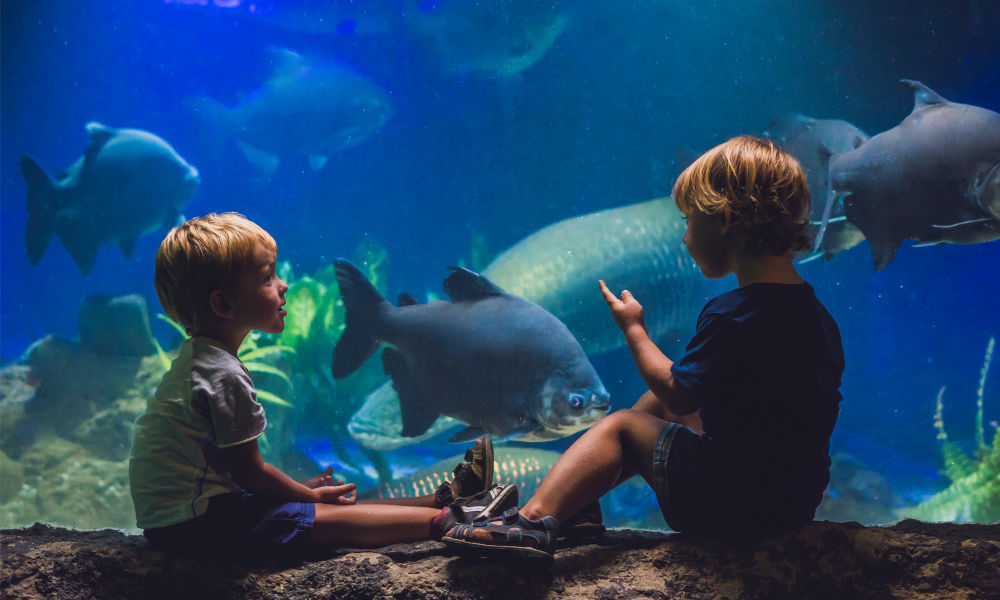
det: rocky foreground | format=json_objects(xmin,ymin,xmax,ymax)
[{"xmin": 2, "ymin": 520, "xmax": 999, "ymax": 599}]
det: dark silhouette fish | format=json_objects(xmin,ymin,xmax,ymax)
[
  {"xmin": 186, "ymin": 47, "xmax": 391, "ymax": 175},
  {"xmin": 348, "ymin": 198, "xmax": 713, "ymax": 451},
  {"xmin": 828, "ymin": 80, "xmax": 1000, "ymax": 270},
  {"xmin": 20, "ymin": 122, "xmax": 200, "ymax": 275},
  {"xmin": 332, "ymin": 260, "xmax": 610, "ymax": 443},
  {"xmin": 764, "ymin": 114, "xmax": 870, "ymax": 260}
]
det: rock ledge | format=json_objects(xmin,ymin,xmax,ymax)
[{"xmin": 3, "ymin": 520, "xmax": 999, "ymax": 599}]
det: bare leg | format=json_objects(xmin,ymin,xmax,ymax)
[
  {"xmin": 520, "ymin": 408, "xmax": 667, "ymax": 523},
  {"xmin": 312, "ymin": 504, "xmax": 442, "ymax": 546},
  {"xmin": 607, "ymin": 390, "xmax": 703, "ymax": 490},
  {"xmin": 633, "ymin": 389, "xmax": 703, "ymax": 434},
  {"xmin": 357, "ymin": 494, "xmax": 437, "ymax": 507}
]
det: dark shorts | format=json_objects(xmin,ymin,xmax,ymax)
[
  {"xmin": 651, "ymin": 423, "xmax": 819, "ymax": 540},
  {"xmin": 650, "ymin": 422, "xmax": 697, "ymax": 532},
  {"xmin": 143, "ymin": 493, "xmax": 316, "ymax": 554}
]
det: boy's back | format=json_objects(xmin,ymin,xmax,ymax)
[
  {"xmin": 129, "ymin": 336, "xmax": 266, "ymax": 529},
  {"xmin": 668, "ymin": 281, "xmax": 844, "ymax": 535}
]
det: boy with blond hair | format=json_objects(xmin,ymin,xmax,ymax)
[
  {"xmin": 129, "ymin": 212, "xmax": 515, "ymax": 553},
  {"xmin": 444, "ymin": 136, "xmax": 845, "ymax": 560}
]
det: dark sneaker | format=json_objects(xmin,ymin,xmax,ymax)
[
  {"xmin": 442, "ymin": 507, "xmax": 560, "ymax": 563},
  {"xmin": 434, "ymin": 434, "xmax": 495, "ymax": 507},
  {"xmin": 559, "ymin": 500, "xmax": 606, "ymax": 539},
  {"xmin": 452, "ymin": 484, "xmax": 518, "ymax": 522}
]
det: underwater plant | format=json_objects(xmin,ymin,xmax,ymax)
[
  {"xmin": 903, "ymin": 337, "xmax": 999, "ymax": 523},
  {"xmin": 268, "ymin": 240, "xmax": 394, "ymax": 478}
]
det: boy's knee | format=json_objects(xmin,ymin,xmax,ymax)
[{"xmin": 597, "ymin": 408, "xmax": 644, "ymax": 434}]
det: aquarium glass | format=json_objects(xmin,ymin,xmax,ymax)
[{"xmin": 2, "ymin": 0, "xmax": 998, "ymax": 532}]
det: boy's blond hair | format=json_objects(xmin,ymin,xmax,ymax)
[
  {"xmin": 154, "ymin": 212, "xmax": 276, "ymax": 335},
  {"xmin": 673, "ymin": 135, "xmax": 811, "ymax": 256}
]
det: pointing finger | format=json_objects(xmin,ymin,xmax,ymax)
[{"xmin": 598, "ymin": 280, "xmax": 619, "ymax": 305}]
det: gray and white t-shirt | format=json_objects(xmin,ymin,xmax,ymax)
[{"xmin": 129, "ymin": 337, "xmax": 267, "ymax": 529}]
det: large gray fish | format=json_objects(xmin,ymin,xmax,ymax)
[
  {"xmin": 186, "ymin": 47, "xmax": 391, "ymax": 175},
  {"xmin": 764, "ymin": 114, "xmax": 870, "ymax": 260},
  {"xmin": 348, "ymin": 198, "xmax": 712, "ymax": 450},
  {"xmin": 828, "ymin": 80, "xmax": 1000, "ymax": 270},
  {"xmin": 484, "ymin": 197, "xmax": 709, "ymax": 355},
  {"xmin": 359, "ymin": 447, "xmax": 564, "ymax": 501},
  {"xmin": 20, "ymin": 122, "xmax": 200, "ymax": 275},
  {"xmin": 332, "ymin": 260, "xmax": 610, "ymax": 443}
]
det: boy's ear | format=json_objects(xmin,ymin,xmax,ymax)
[{"xmin": 209, "ymin": 289, "xmax": 234, "ymax": 319}]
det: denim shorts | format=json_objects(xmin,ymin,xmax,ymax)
[
  {"xmin": 650, "ymin": 422, "xmax": 690, "ymax": 531},
  {"xmin": 143, "ymin": 493, "xmax": 316, "ymax": 554}
]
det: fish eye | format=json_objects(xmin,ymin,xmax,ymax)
[{"xmin": 567, "ymin": 393, "xmax": 585, "ymax": 409}]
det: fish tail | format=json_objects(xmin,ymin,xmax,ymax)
[
  {"xmin": 332, "ymin": 259, "xmax": 389, "ymax": 379},
  {"xmin": 20, "ymin": 155, "xmax": 54, "ymax": 266}
]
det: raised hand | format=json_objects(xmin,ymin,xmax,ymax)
[{"xmin": 598, "ymin": 279, "xmax": 647, "ymax": 333}]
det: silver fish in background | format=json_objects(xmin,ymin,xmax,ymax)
[
  {"xmin": 348, "ymin": 198, "xmax": 712, "ymax": 450},
  {"xmin": 185, "ymin": 47, "xmax": 391, "ymax": 175},
  {"xmin": 360, "ymin": 447, "xmax": 563, "ymax": 501},
  {"xmin": 484, "ymin": 197, "xmax": 709, "ymax": 355},
  {"xmin": 764, "ymin": 114, "xmax": 870, "ymax": 260},
  {"xmin": 332, "ymin": 260, "xmax": 610, "ymax": 443},
  {"xmin": 20, "ymin": 122, "xmax": 200, "ymax": 275},
  {"xmin": 349, "ymin": 380, "xmax": 460, "ymax": 451},
  {"xmin": 829, "ymin": 80, "xmax": 1000, "ymax": 270},
  {"xmin": 403, "ymin": 0, "xmax": 568, "ymax": 78}
]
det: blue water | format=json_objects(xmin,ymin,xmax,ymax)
[{"xmin": 2, "ymin": 0, "xmax": 998, "ymax": 528}]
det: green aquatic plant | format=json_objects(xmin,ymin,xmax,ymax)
[
  {"xmin": 270, "ymin": 240, "xmax": 393, "ymax": 479},
  {"xmin": 903, "ymin": 336, "xmax": 999, "ymax": 523}
]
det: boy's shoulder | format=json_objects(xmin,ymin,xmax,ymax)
[{"xmin": 702, "ymin": 282, "xmax": 822, "ymax": 322}]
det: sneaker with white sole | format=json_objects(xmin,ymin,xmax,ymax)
[{"xmin": 452, "ymin": 484, "xmax": 518, "ymax": 522}]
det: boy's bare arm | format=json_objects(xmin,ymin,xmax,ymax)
[
  {"xmin": 619, "ymin": 323, "xmax": 700, "ymax": 415},
  {"xmin": 221, "ymin": 439, "xmax": 357, "ymax": 505},
  {"xmin": 599, "ymin": 280, "xmax": 701, "ymax": 416}
]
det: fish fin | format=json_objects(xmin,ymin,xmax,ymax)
[
  {"xmin": 383, "ymin": 347, "xmax": 437, "ymax": 438},
  {"xmin": 763, "ymin": 114, "xmax": 814, "ymax": 142},
  {"xmin": 20, "ymin": 155, "xmax": 55, "ymax": 266},
  {"xmin": 912, "ymin": 240, "xmax": 945, "ymax": 248},
  {"xmin": 183, "ymin": 95, "xmax": 233, "ymax": 132},
  {"xmin": 443, "ymin": 266, "xmax": 506, "ymax": 301},
  {"xmin": 83, "ymin": 122, "xmax": 115, "ymax": 171},
  {"xmin": 813, "ymin": 187, "xmax": 844, "ymax": 253},
  {"xmin": 236, "ymin": 140, "xmax": 281, "ymax": 176},
  {"xmin": 308, "ymin": 155, "xmax": 328, "ymax": 171},
  {"xmin": 930, "ymin": 217, "xmax": 992, "ymax": 229},
  {"xmin": 901, "ymin": 79, "xmax": 949, "ymax": 115},
  {"xmin": 397, "ymin": 293, "xmax": 419, "ymax": 306},
  {"xmin": 869, "ymin": 238, "xmax": 902, "ymax": 272},
  {"xmin": 332, "ymin": 259, "xmax": 388, "ymax": 378},
  {"xmin": 119, "ymin": 236, "xmax": 138, "ymax": 259},
  {"xmin": 448, "ymin": 426, "xmax": 488, "ymax": 444},
  {"xmin": 58, "ymin": 224, "xmax": 100, "ymax": 276}
]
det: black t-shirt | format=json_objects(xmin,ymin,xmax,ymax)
[{"xmin": 668, "ymin": 282, "xmax": 844, "ymax": 535}]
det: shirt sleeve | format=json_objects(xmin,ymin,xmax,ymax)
[
  {"xmin": 196, "ymin": 362, "xmax": 268, "ymax": 448},
  {"xmin": 670, "ymin": 311, "xmax": 740, "ymax": 400}
]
